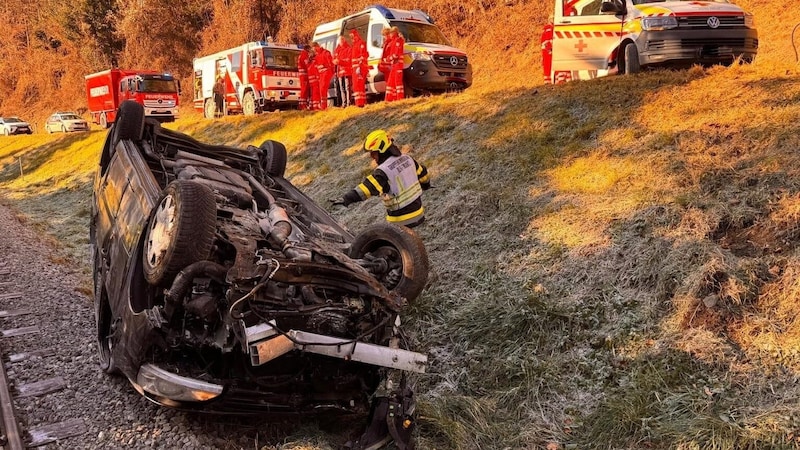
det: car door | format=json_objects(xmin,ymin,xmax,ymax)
[{"xmin": 550, "ymin": 0, "xmax": 624, "ymax": 83}]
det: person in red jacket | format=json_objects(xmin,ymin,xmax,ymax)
[
  {"xmin": 379, "ymin": 27, "xmax": 395, "ymax": 101},
  {"xmin": 541, "ymin": 23, "xmax": 554, "ymax": 85},
  {"xmin": 350, "ymin": 29, "xmax": 369, "ymax": 107},
  {"xmin": 297, "ymin": 45, "xmax": 312, "ymax": 110},
  {"xmin": 312, "ymin": 42, "xmax": 334, "ymax": 110},
  {"xmin": 308, "ymin": 46, "xmax": 320, "ymax": 111},
  {"xmin": 386, "ymin": 26, "xmax": 406, "ymax": 101},
  {"xmin": 333, "ymin": 35, "xmax": 352, "ymax": 107}
]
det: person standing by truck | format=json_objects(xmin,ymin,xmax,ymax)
[
  {"xmin": 333, "ymin": 129, "xmax": 431, "ymax": 228},
  {"xmin": 308, "ymin": 45, "xmax": 321, "ymax": 111},
  {"xmin": 333, "ymin": 35, "xmax": 352, "ymax": 108},
  {"xmin": 297, "ymin": 45, "xmax": 312, "ymax": 110},
  {"xmin": 312, "ymin": 42, "xmax": 334, "ymax": 110},
  {"xmin": 386, "ymin": 26, "xmax": 406, "ymax": 101},
  {"xmin": 379, "ymin": 27, "xmax": 395, "ymax": 101},
  {"xmin": 350, "ymin": 29, "xmax": 369, "ymax": 108}
]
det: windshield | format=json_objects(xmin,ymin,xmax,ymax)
[
  {"xmin": 61, "ymin": 114, "xmax": 81, "ymax": 120},
  {"xmin": 3, "ymin": 117, "xmax": 23, "ymax": 123},
  {"xmin": 137, "ymin": 78, "xmax": 178, "ymax": 93},
  {"xmin": 389, "ymin": 21, "xmax": 451, "ymax": 46},
  {"xmin": 263, "ymin": 48, "xmax": 300, "ymax": 70},
  {"xmin": 632, "ymin": 0, "xmax": 729, "ymax": 3}
]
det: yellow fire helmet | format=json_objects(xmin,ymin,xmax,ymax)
[{"xmin": 364, "ymin": 129, "xmax": 391, "ymax": 153}]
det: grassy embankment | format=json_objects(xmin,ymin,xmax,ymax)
[{"xmin": 3, "ymin": 1, "xmax": 800, "ymax": 448}]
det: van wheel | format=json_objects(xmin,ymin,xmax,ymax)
[
  {"xmin": 623, "ymin": 43, "xmax": 641, "ymax": 75},
  {"xmin": 349, "ymin": 223, "xmax": 429, "ymax": 304},
  {"xmin": 143, "ymin": 180, "xmax": 217, "ymax": 286}
]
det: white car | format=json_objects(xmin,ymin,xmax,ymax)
[
  {"xmin": 0, "ymin": 117, "xmax": 33, "ymax": 135},
  {"xmin": 45, "ymin": 112, "xmax": 90, "ymax": 133}
]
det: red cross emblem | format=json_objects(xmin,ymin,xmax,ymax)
[{"xmin": 575, "ymin": 39, "xmax": 588, "ymax": 53}]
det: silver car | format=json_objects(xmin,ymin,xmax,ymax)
[
  {"xmin": 0, "ymin": 117, "xmax": 33, "ymax": 135},
  {"xmin": 45, "ymin": 112, "xmax": 90, "ymax": 133}
]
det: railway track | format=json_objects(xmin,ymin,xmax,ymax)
[{"xmin": 0, "ymin": 262, "xmax": 86, "ymax": 448}]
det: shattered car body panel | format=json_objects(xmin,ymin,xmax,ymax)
[{"xmin": 91, "ymin": 101, "xmax": 428, "ymax": 447}]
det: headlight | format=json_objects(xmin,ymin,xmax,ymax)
[
  {"xmin": 411, "ymin": 51, "xmax": 432, "ymax": 61},
  {"xmin": 641, "ymin": 16, "xmax": 678, "ymax": 31},
  {"xmin": 744, "ymin": 14, "xmax": 755, "ymax": 29}
]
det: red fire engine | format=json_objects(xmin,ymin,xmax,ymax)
[
  {"xmin": 85, "ymin": 69, "xmax": 180, "ymax": 128},
  {"xmin": 193, "ymin": 42, "xmax": 303, "ymax": 118}
]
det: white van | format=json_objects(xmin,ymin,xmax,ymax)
[
  {"xmin": 544, "ymin": 0, "xmax": 758, "ymax": 83},
  {"xmin": 313, "ymin": 5, "xmax": 472, "ymax": 100}
]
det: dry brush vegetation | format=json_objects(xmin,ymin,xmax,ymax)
[{"xmin": 3, "ymin": 0, "xmax": 800, "ymax": 449}]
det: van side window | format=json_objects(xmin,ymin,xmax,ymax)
[
  {"xmin": 563, "ymin": 0, "xmax": 604, "ymax": 16},
  {"xmin": 371, "ymin": 24, "xmax": 384, "ymax": 47}
]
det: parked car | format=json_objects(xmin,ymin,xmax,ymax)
[
  {"xmin": 91, "ymin": 100, "xmax": 429, "ymax": 449},
  {"xmin": 45, "ymin": 112, "xmax": 90, "ymax": 133},
  {"xmin": 0, "ymin": 117, "xmax": 33, "ymax": 135}
]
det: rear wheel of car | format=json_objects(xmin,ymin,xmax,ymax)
[
  {"xmin": 143, "ymin": 180, "xmax": 217, "ymax": 286},
  {"xmin": 2, "ymin": 128, "xmax": 8, "ymax": 136},
  {"xmin": 623, "ymin": 42, "xmax": 641, "ymax": 75},
  {"xmin": 242, "ymin": 91, "xmax": 257, "ymax": 116},
  {"xmin": 204, "ymin": 98, "xmax": 217, "ymax": 119},
  {"xmin": 99, "ymin": 112, "xmax": 108, "ymax": 129},
  {"xmin": 111, "ymin": 101, "xmax": 144, "ymax": 147},
  {"xmin": 349, "ymin": 223, "xmax": 429, "ymax": 304},
  {"xmin": 95, "ymin": 260, "xmax": 120, "ymax": 375},
  {"xmin": 259, "ymin": 140, "xmax": 287, "ymax": 177}
]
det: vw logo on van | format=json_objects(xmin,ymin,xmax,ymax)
[
  {"xmin": 707, "ymin": 17, "xmax": 720, "ymax": 29},
  {"xmin": 450, "ymin": 56, "xmax": 459, "ymax": 66}
]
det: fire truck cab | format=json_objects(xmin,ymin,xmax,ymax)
[
  {"xmin": 543, "ymin": 0, "xmax": 758, "ymax": 84},
  {"xmin": 193, "ymin": 42, "xmax": 302, "ymax": 118}
]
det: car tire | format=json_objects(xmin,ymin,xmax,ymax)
[
  {"xmin": 623, "ymin": 42, "xmax": 641, "ymax": 75},
  {"xmin": 259, "ymin": 140, "xmax": 287, "ymax": 177},
  {"xmin": 349, "ymin": 223, "xmax": 429, "ymax": 304},
  {"xmin": 100, "ymin": 112, "xmax": 108, "ymax": 129},
  {"xmin": 143, "ymin": 180, "xmax": 217, "ymax": 286},
  {"xmin": 111, "ymin": 100, "xmax": 145, "ymax": 147},
  {"xmin": 46, "ymin": 125, "xmax": 52, "ymax": 134},
  {"xmin": 61, "ymin": 125, "xmax": 66, "ymax": 133},
  {"xmin": 95, "ymin": 258, "xmax": 120, "ymax": 375},
  {"xmin": 242, "ymin": 91, "xmax": 257, "ymax": 116},
  {"xmin": 2, "ymin": 128, "xmax": 8, "ymax": 136}
]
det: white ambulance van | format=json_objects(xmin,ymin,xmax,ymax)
[
  {"xmin": 313, "ymin": 5, "xmax": 472, "ymax": 99},
  {"xmin": 544, "ymin": 0, "xmax": 758, "ymax": 83}
]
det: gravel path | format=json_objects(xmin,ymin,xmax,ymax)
[{"xmin": 0, "ymin": 203, "xmax": 339, "ymax": 449}]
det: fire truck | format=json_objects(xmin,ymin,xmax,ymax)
[
  {"xmin": 543, "ymin": 0, "xmax": 758, "ymax": 84},
  {"xmin": 85, "ymin": 69, "xmax": 180, "ymax": 128},
  {"xmin": 193, "ymin": 42, "xmax": 302, "ymax": 118}
]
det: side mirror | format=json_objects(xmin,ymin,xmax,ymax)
[
  {"xmin": 176, "ymin": 80, "xmax": 182, "ymax": 96},
  {"xmin": 600, "ymin": 0, "xmax": 625, "ymax": 14}
]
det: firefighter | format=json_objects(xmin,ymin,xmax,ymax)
[
  {"xmin": 213, "ymin": 74, "xmax": 225, "ymax": 117},
  {"xmin": 379, "ymin": 27, "xmax": 395, "ymax": 101},
  {"xmin": 308, "ymin": 45, "xmax": 321, "ymax": 111},
  {"xmin": 297, "ymin": 45, "xmax": 312, "ymax": 110},
  {"xmin": 312, "ymin": 42, "xmax": 334, "ymax": 110},
  {"xmin": 387, "ymin": 26, "xmax": 406, "ymax": 101},
  {"xmin": 333, "ymin": 35, "xmax": 352, "ymax": 107},
  {"xmin": 350, "ymin": 29, "xmax": 369, "ymax": 107},
  {"xmin": 333, "ymin": 129, "xmax": 431, "ymax": 228}
]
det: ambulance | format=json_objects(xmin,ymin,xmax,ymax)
[
  {"xmin": 193, "ymin": 42, "xmax": 302, "ymax": 118},
  {"xmin": 543, "ymin": 0, "xmax": 758, "ymax": 84},
  {"xmin": 313, "ymin": 5, "xmax": 472, "ymax": 99}
]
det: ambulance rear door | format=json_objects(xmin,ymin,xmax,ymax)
[{"xmin": 551, "ymin": 0, "xmax": 623, "ymax": 83}]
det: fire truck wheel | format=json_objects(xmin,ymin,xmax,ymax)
[
  {"xmin": 259, "ymin": 140, "xmax": 287, "ymax": 177},
  {"xmin": 242, "ymin": 91, "xmax": 258, "ymax": 116},
  {"xmin": 99, "ymin": 113, "xmax": 108, "ymax": 129},
  {"xmin": 204, "ymin": 98, "xmax": 216, "ymax": 119},
  {"xmin": 623, "ymin": 42, "xmax": 641, "ymax": 75}
]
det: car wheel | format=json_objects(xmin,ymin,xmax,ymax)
[
  {"xmin": 2, "ymin": 128, "xmax": 8, "ymax": 136},
  {"xmin": 349, "ymin": 223, "xmax": 429, "ymax": 304},
  {"xmin": 242, "ymin": 91, "xmax": 257, "ymax": 116},
  {"xmin": 143, "ymin": 180, "xmax": 217, "ymax": 286},
  {"xmin": 95, "ymin": 259, "xmax": 120, "ymax": 375},
  {"xmin": 204, "ymin": 98, "xmax": 216, "ymax": 119},
  {"xmin": 99, "ymin": 112, "xmax": 108, "ymax": 129},
  {"xmin": 61, "ymin": 125, "xmax": 67, "ymax": 133},
  {"xmin": 259, "ymin": 140, "xmax": 287, "ymax": 177},
  {"xmin": 623, "ymin": 42, "xmax": 641, "ymax": 75},
  {"xmin": 111, "ymin": 101, "xmax": 145, "ymax": 147}
]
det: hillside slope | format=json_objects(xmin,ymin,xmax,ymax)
[{"xmin": 3, "ymin": 1, "xmax": 800, "ymax": 449}]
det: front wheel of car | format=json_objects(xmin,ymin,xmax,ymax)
[
  {"xmin": 623, "ymin": 42, "xmax": 641, "ymax": 75},
  {"xmin": 143, "ymin": 180, "xmax": 218, "ymax": 286},
  {"xmin": 111, "ymin": 101, "xmax": 145, "ymax": 146},
  {"xmin": 95, "ymin": 263, "xmax": 120, "ymax": 375},
  {"xmin": 349, "ymin": 223, "xmax": 429, "ymax": 304}
]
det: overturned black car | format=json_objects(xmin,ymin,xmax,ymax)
[{"xmin": 90, "ymin": 101, "xmax": 429, "ymax": 448}]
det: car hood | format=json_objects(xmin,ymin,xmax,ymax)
[
  {"xmin": 634, "ymin": 1, "xmax": 746, "ymax": 16},
  {"xmin": 63, "ymin": 119, "xmax": 88, "ymax": 125},
  {"xmin": 6, "ymin": 121, "xmax": 30, "ymax": 127}
]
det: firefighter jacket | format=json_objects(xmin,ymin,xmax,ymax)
[
  {"xmin": 334, "ymin": 41, "xmax": 352, "ymax": 77},
  {"xmin": 351, "ymin": 33, "xmax": 369, "ymax": 74},
  {"xmin": 342, "ymin": 145, "xmax": 431, "ymax": 227}
]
